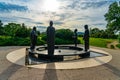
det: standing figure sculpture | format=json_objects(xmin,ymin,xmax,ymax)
[
  {"xmin": 83, "ymin": 25, "xmax": 89, "ymax": 52},
  {"xmin": 74, "ymin": 29, "xmax": 78, "ymax": 47},
  {"xmin": 30, "ymin": 27, "xmax": 37, "ymax": 51},
  {"xmin": 47, "ymin": 21, "xmax": 55, "ymax": 56}
]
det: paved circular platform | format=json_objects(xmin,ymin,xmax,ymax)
[{"xmin": 6, "ymin": 47, "xmax": 112, "ymax": 69}]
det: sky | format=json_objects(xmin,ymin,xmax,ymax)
[{"xmin": 0, "ymin": 0, "xmax": 119, "ymax": 32}]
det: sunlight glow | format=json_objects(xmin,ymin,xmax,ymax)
[{"xmin": 42, "ymin": 0, "xmax": 60, "ymax": 12}]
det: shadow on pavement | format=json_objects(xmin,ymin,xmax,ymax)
[
  {"xmin": 0, "ymin": 60, "xmax": 22, "ymax": 79},
  {"xmin": 94, "ymin": 58, "xmax": 120, "ymax": 77},
  {"xmin": 43, "ymin": 62, "xmax": 58, "ymax": 80}
]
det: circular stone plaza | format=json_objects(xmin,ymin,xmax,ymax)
[{"xmin": 0, "ymin": 45, "xmax": 120, "ymax": 80}]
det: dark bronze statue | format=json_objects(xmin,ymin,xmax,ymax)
[
  {"xmin": 74, "ymin": 29, "xmax": 78, "ymax": 47},
  {"xmin": 83, "ymin": 25, "xmax": 89, "ymax": 52},
  {"xmin": 30, "ymin": 27, "xmax": 37, "ymax": 51},
  {"xmin": 47, "ymin": 21, "xmax": 55, "ymax": 56}
]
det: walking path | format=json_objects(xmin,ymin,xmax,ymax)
[{"xmin": 0, "ymin": 46, "xmax": 120, "ymax": 80}]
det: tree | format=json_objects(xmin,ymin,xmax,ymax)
[
  {"xmin": 15, "ymin": 23, "xmax": 31, "ymax": 38},
  {"xmin": 4, "ymin": 23, "xmax": 31, "ymax": 37},
  {"xmin": 104, "ymin": 1, "xmax": 120, "ymax": 33},
  {"xmin": 90, "ymin": 28, "xmax": 117, "ymax": 38},
  {"xmin": 55, "ymin": 29, "xmax": 74, "ymax": 40},
  {"xmin": 0, "ymin": 20, "xmax": 4, "ymax": 35},
  {"xmin": 4, "ymin": 23, "xmax": 21, "ymax": 37},
  {"xmin": 41, "ymin": 29, "xmax": 80, "ymax": 44},
  {"xmin": 118, "ymin": 32, "xmax": 120, "ymax": 43},
  {"xmin": 90, "ymin": 28, "xmax": 101, "ymax": 38},
  {"xmin": 0, "ymin": 20, "xmax": 3, "ymax": 27}
]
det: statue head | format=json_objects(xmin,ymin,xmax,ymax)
[
  {"xmin": 74, "ymin": 29, "xmax": 78, "ymax": 33},
  {"xmin": 84, "ymin": 25, "xmax": 88, "ymax": 30},
  {"xmin": 49, "ymin": 21, "xmax": 53, "ymax": 26},
  {"xmin": 33, "ymin": 26, "xmax": 36, "ymax": 31}
]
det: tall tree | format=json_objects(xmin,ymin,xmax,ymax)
[
  {"xmin": 104, "ymin": 1, "xmax": 120, "ymax": 33},
  {"xmin": 0, "ymin": 20, "xmax": 4, "ymax": 35},
  {"xmin": 118, "ymin": 32, "xmax": 120, "ymax": 43}
]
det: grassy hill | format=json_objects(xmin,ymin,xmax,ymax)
[{"xmin": 78, "ymin": 37, "xmax": 116, "ymax": 48}]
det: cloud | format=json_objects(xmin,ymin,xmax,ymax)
[
  {"xmin": 0, "ymin": 2, "xmax": 28, "ymax": 12},
  {"xmin": 92, "ymin": 23, "xmax": 106, "ymax": 26},
  {"xmin": 0, "ymin": 0, "xmax": 117, "ymax": 32},
  {"xmin": 37, "ymin": 26, "xmax": 47, "ymax": 32},
  {"xmin": 54, "ymin": 21, "xmax": 64, "ymax": 25},
  {"xmin": 35, "ymin": 22, "xmax": 44, "ymax": 25},
  {"xmin": 64, "ymin": 0, "xmax": 114, "ymax": 10},
  {"xmin": 0, "ymin": 17, "xmax": 16, "ymax": 22},
  {"xmin": 0, "ymin": 16, "xmax": 44, "ymax": 26},
  {"xmin": 75, "ymin": 17, "xmax": 87, "ymax": 21}
]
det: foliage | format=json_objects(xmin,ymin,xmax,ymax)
[
  {"xmin": 55, "ymin": 29, "xmax": 74, "ymax": 40},
  {"xmin": 116, "ymin": 44, "xmax": 120, "ymax": 48},
  {"xmin": 55, "ymin": 38, "xmax": 74, "ymax": 45},
  {"xmin": 14, "ymin": 23, "xmax": 31, "ymax": 38},
  {"xmin": 0, "ymin": 20, "xmax": 4, "ymax": 35},
  {"xmin": 90, "ymin": 28, "xmax": 117, "ymax": 39},
  {"xmin": 118, "ymin": 32, "xmax": 120, "ymax": 43},
  {"xmin": 4, "ymin": 23, "xmax": 31, "ymax": 38},
  {"xmin": 0, "ymin": 36, "xmax": 45, "ymax": 46},
  {"xmin": 37, "ymin": 36, "xmax": 46, "ymax": 45},
  {"xmin": 41, "ymin": 29, "xmax": 80, "ymax": 45},
  {"xmin": 104, "ymin": 2, "xmax": 120, "ymax": 33},
  {"xmin": 41, "ymin": 33, "xmax": 47, "ymax": 41},
  {"xmin": 110, "ymin": 45, "xmax": 115, "ymax": 49},
  {"xmin": 0, "ymin": 36, "xmax": 29, "ymax": 46}
]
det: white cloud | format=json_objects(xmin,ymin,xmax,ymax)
[{"xmin": 0, "ymin": 0, "xmax": 118, "ymax": 32}]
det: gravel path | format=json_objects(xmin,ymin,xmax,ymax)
[
  {"xmin": 107, "ymin": 41, "xmax": 119, "ymax": 49},
  {"xmin": 0, "ymin": 46, "xmax": 120, "ymax": 80}
]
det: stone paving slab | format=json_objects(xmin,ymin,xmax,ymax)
[{"xmin": 0, "ymin": 46, "xmax": 120, "ymax": 80}]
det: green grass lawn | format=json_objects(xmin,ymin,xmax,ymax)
[{"xmin": 78, "ymin": 37, "xmax": 116, "ymax": 48}]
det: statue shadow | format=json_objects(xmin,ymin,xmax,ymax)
[
  {"xmin": 42, "ymin": 62, "xmax": 58, "ymax": 80},
  {"xmin": 0, "ymin": 57, "xmax": 23, "ymax": 79},
  {"xmin": 94, "ymin": 58, "xmax": 120, "ymax": 77}
]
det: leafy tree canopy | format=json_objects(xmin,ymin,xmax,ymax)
[
  {"xmin": 55, "ymin": 29, "xmax": 74, "ymax": 40},
  {"xmin": 104, "ymin": 1, "xmax": 120, "ymax": 33},
  {"xmin": 0, "ymin": 20, "xmax": 4, "ymax": 35}
]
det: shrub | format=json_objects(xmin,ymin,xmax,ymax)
[
  {"xmin": 55, "ymin": 38, "xmax": 74, "ymax": 45},
  {"xmin": 116, "ymin": 44, "xmax": 120, "ymax": 48},
  {"xmin": 56, "ymin": 29, "xmax": 74, "ymax": 40},
  {"xmin": 41, "ymin": 34, "xmax": 47, "ymax": 41},
  {"xmin": 0, "ymin": 36, "xmax": 45, "ymax": 46},
  {"xmin": 37, "ymin": 37, "xmax": 46, "ymax": 45},
  {"xmin": 110, "ymin": 45, "xmax": 115, "ymax": 49}
]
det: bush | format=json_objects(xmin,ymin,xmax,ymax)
[
  {"xmin": 3, "ymin": 23, "xmax": 32, "ymax": 38},
  {"xmin": 56, "ymin": 29, "xmax": 74, "ymax": 40},
  {"xmin": 116, "ymin": 44, "xmax": 120, "ymax": 48},
  {"xmin": 0, "ymin": 36, "xmax": 14, "ymax": 46},
  {"xmin": 110, "ymin": 45, "xmax": 115, "ymax": 49},
  {"xmin": 41, "ymin": 34, "xmax": 47, "ymax": 41},
  {"xmin": 40, "ymin": 29, "xmax": 81, "ymax": 45},
  {"xmin": 55, "ymin": 38, "xmax": 74, "ymax": 45},
  {"xmin": 0, "ymin": 36, "xmax": 45, "ymax": 46},
  {"xmin": 37, "ymin": 37, "xmax": 46, "ymax": 45},
  {"xmin": 16, "ymin": 37, "xmax": 31, "ymax": 46}
]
